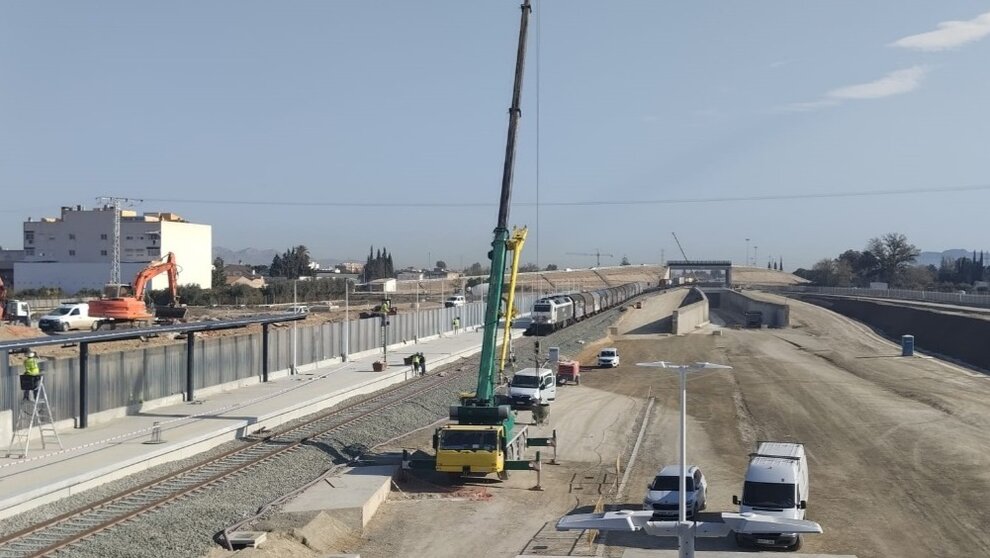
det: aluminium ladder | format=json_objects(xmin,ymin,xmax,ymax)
[{"xmin": 6, "ymin": 376, "xmax": 63, "ymax": 458}]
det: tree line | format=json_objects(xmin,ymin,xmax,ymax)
[{"xmin": 794, "ymin": 233, "xmax": 988, "ymax": 291}]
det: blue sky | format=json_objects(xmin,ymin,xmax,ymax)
[{"xmin": 2, "ymin": 1, "xmax": 989, "ymax": 270}]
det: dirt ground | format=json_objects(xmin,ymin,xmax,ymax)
[
  {"xmin": 732, "ymin": 266, "xmax": 809, "ymax": 286},
  {"xmin": 332, "ymin": 290, "xmax": 990, "ymax": 558}
]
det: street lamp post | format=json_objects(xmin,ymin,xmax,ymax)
[
  {"xmin": 343, "ymin": 279, "xmax": 350, "ymax": 361},
  {"xmin": 292, "ymin": 280, "xmax": 298, "ymax": 375},
  {"xmin": 753, "ymin": 246, "xmax": 759, "ymax": 268},
  {"xmin": 745, "ymin": 238, "xmax": 750, "ymax": 267},
  {"xmin": 637, "ymin": 361, "xmax": 732, "ymax": 557},
  {"xmin": 555, "ymin": 359, "xmax": 823, "ymax": 557},
  {"xmin": 415, "ymin": 281, "xmax": 422, "ymax": 342}
]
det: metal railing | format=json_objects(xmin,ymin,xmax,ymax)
[{"xmin": 768, "ymin": 286, "xmax": 990, "ymax": 309}]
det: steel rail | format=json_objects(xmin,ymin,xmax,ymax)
[{"xmin": 0, "ymin": 369, "xmax": 467, "ymax": 558}]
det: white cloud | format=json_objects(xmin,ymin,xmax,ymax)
[
  {"xmin": 826, "ymin": 66, "xmax": 927, "ymax": 100},
  {"xmin": 890, "ymin": 11, "xmax": 990, "ymax": 51},
  {"xmin": 778, "ymin": 66, "xmax": 927, "ymax": 112}
]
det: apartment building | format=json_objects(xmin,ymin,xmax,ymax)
[{"xmin": 14, "ymin": 205, "xmax": 212, "ymax": 293}]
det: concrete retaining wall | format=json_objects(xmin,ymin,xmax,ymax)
[
  {"xmin": 797, "ymin": 295, "xmax": 990, "ymax": 371},
  {"xmin": 672, "ymin": 288, "xmax": 710, "ymax": 334},
  {"xmin": 706, "ymin": 288, "xmax": 790, "ymax": 327}
]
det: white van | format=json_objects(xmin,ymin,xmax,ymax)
[
  {"xmin": 38, "ymin": 303, "xmax": 101, "ymax": 333},
  {"xmin": 444, "ymin": 295, "xmax": 466, "ymax": 308},
  {"xmin": 598, "ymin": 348, "xmax": 620, "ymax": 368},
  {"xmin": 732, "ymin": 441, "xmax": 809, "ymax": 550},
  {"xmin": 507, "ymin": 367, "xmax": 557, "ymax": 408}
]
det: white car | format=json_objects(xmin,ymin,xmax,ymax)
[
  {"xmin": 288, "ymin": 305, "xmax": 309, "ymax": 314},
  {"xmin": 643, "ymin": 465, "xmax": 708, "ymax": 518},
  {"xmin": 598, "ymin": 348, "xmax": 620, "ymax": 368},
  {"xmin": 444, "ymin": 295, "xmax": 466, "ymax": 308}
]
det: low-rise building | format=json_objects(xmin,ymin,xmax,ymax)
[{"xmin": 14, "ymin": 205, "xmax": 212, "ymax": 293}]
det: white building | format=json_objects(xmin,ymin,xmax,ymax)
[{"xmin": 14, "ymin": 205, "xmax": 212, "ymax": 293}]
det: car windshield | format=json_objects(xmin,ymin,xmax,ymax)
[
  {"xmin": 51, "ymin": 307, "xmax": 72, "ymax": 316},
  {"xmin": 651, "ymin": 475, "xmax": 695, "ymax": 492},
  {"xmin": 742, "ymin": 481, "xmax": 796, "ymax": 508},
  {"xmin": 601, "ymin": 351, "xmax": 616, "ymax": 357},
  {"xmin": 438, "ymin": 430, "xmax": 497, "ymax": 451},
  {"xmin": 510, "ymin": 374, "xmax": 540, "ymax": 388},
  {"xmin": 533, "ymin": 303, "xmax": 551, "ymax": 312}
]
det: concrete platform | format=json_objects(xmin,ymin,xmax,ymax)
[
  {"xmin": 281, "ymin": 464, "xmax": 397, "ymax": 530},
  {"xmin": 0, "ymin": 326, "xmax": 511, "ymax": 520}
]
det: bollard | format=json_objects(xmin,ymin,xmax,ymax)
[
  {"xmin": 901, "ymin": 334, "xmax": 915, "ymax": 357},
  {"xmin": 530, "ymin": 451, "xmax": 544, "ymax": 491},
  {"xmin": 143, "ymin": 421, "xmax": 166, "ymax": 445}
]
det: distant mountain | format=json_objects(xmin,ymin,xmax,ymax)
[
  {"xmin": 212, "ymin": 247, "xmax": 279, "ymax": 266},
  {"xmin": 917, "ymin": 249, "xmax": 977, "ymax": 267}
]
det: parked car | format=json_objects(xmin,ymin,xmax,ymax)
[
  {"xmin": 598, "ymin": 347, "xmax": 620, "ymax": 368},
  {"xmin": 444, "ymin": 295, "xmax": 466, "ymax": 308},
  {"xmin": 288, "ymin": 305, "xmax": 309, "ymax": 314},
  {"xmin": 643, "ymin": 465, "xmax": 708, "ymax": 518}
]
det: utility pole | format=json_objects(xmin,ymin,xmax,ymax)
[{"xmin": 97, "ymin": 196, "xmax": 141, "ymax": 296}]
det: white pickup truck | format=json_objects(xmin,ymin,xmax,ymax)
[{"xmin": 38, "ymin": 303, "xmax": 101, "ymax": 333}]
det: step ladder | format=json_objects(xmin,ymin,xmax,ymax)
[{"xmin": 6, "ymin": 376, "xmax": 63, "ymax": 458}]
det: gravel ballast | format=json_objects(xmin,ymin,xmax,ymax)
[{"xmin": 0, "ymin": 293, "xmax": 639, "ymax": 557}]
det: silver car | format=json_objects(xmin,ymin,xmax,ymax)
[{"xmin": 643, "ymin": 465, "xmax": 708, "ymax": 518}]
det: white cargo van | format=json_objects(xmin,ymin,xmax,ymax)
[
  {"xmin": 732, "ymin": 441, "xmax": 809, "ymax": 550},
  {"xmin": 507, "ymin": 367, "xmax": 556, "ymax": 408}
]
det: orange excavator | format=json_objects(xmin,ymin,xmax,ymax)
[
  {"xmin": 89, "ymin": 252, "xmax": 186, "ymax": 324},
  {"xmin": 0, "ymin": 276, "xmax": 7, "ymax": 321}
]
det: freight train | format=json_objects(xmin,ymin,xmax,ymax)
[{"xmin": 524, "ymin": 282, "xmax": 647, "ymax": 336}]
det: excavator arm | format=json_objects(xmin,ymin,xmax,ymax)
[
  {"xmin": 132, "ymin": 252, "xmax": 180, "ymax": 304},
  {"xmin": 0, "ymin": 277, "xmax": 6, "ymax": 320}
]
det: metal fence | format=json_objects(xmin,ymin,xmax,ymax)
[
  {"xmin": 2, "ymin": 295, "xmax": 537, "ymax": 426},
  {"xmin": 768, "ymin": 286, "xmax": 990, "ymax": 309}
]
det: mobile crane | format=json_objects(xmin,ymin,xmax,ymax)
[
  {"xmin": 403, "ymin": 0, "xmax": 551, "ymax": 480},
  {"xmin": 89, "ymin": 252, "xmax": 186, "ymax": 327}
]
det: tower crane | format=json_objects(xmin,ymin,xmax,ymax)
[{"xmin": 566, "ymin": 250, "xmax": 614, "ymax": 267}]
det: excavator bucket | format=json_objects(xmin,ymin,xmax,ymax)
[{"xmin": 155, "ymin": 306, "xmax": 187, "ymax": 320}]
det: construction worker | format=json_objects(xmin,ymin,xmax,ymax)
[
  {"xmin": 22, "ymin": 351, "xmax": 41, "ymax": 401},
  {"xmin": 419, "ymin": 352, "xmax": 427, "ymax": 376},
  {"xmin": 411, "ymin": 353, "xmax": 421, "ymax": 374},
  {"xmin": 380, "ymin": 298, "xmax": 391, "ymax": 314},
  {"xmin": 452, "ymin": 316, "xmax": 461, "ymax": 334}
]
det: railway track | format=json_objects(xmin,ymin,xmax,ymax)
[{"xmin": 0, "ymin": 369, "xmax": 468, "ymax": 558}]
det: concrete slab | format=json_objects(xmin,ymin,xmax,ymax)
[
  {"xmin": 0, "ymin": 326, "xmax": 522, "ymax": 520},
  {"xmin": 281, "ymin": 464, "xmax": 396, "ymax": 530}
]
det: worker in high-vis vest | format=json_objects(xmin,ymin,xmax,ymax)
[{"xmin": 22, "ymin": 351, "xmax": 41, "ymax": 401}]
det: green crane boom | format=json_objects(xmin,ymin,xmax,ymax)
[{"xmin": 466, "ymin": 0, "xmax": 531, "ymax": 409}]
